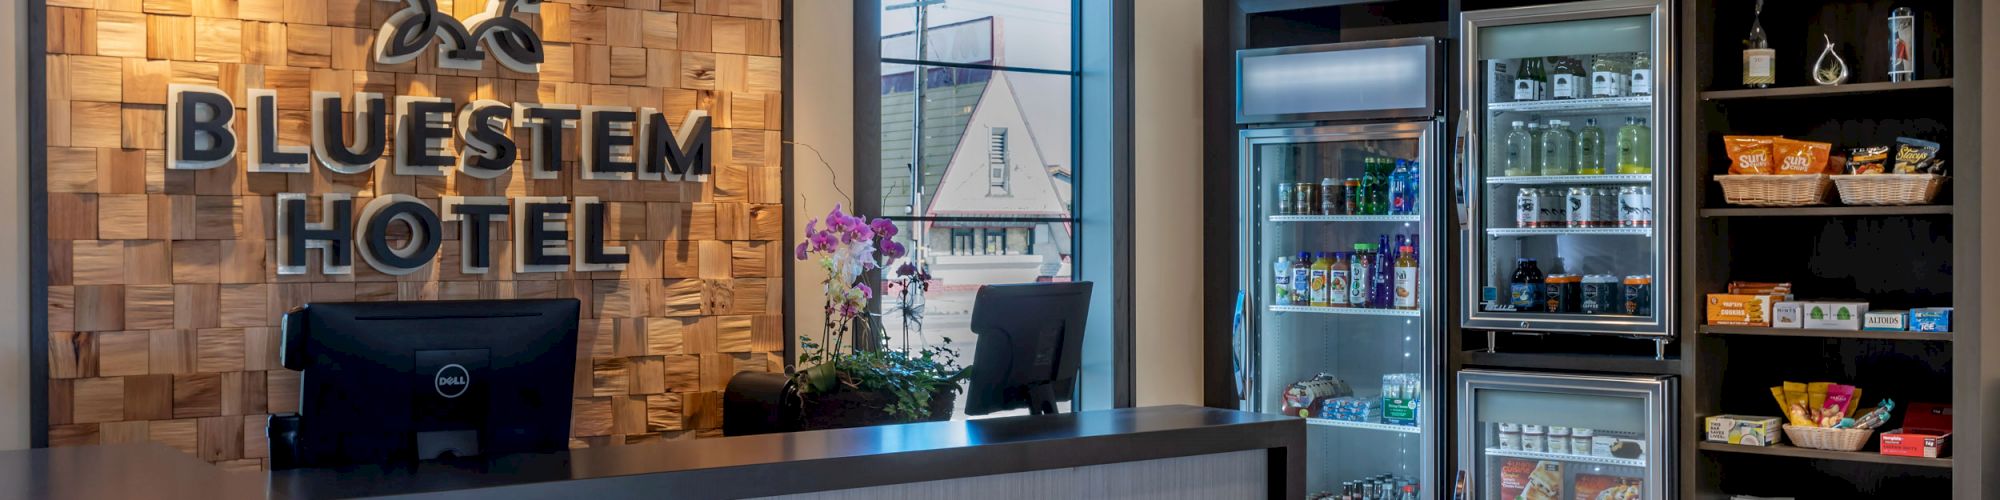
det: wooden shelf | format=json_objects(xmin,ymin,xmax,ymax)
[
  {"xmin": 1699, "ymin": 79, "xmax": 1953, "ymax": 101},
  {"xmin": 1698, "ymin": 442, "xmax": 1952, "ymax": 469},
  {"xmin": 1699, "ymin": 325, "xmax": 1952, "ymax": 341},
  {"xmin": 1698, "ymin": 205, "xmax": 1952, "ymax": 218}
]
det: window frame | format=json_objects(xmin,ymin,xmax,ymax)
[{"xmin": 850, "ymin": 0, "xmax": 1132, "ymax": 409}]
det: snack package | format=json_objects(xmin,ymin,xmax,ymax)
[
  {"xmin": 1807, "ymin": 382, "xmax": 1831, "ymax": 414},
  {"xmin": 1846, "ymin": 146, "xmax": 1891, "ymax": 174},
  {"xmin": 1772, "ymin": 139, "xmax": 1833, "ymax": 175},
  {"xmin": 1781, "ymin": 382, "xmax": 1813, "ymax": 426},
  {"xmin": 1893, "ymin": 137, "xmax": 1941, "ymax": 174},
  {"xmin": 1725, "ymin": 136, "xmax": 1779, "ymax": 174},
  {"xmin": 1849, "ymin": 388, "xmax": 1865, "ymax": 417},
  {"xmin": 1499, "ymin": 458, "xmax": 1536, "ymax": 500},
  {"xmin": 1728, "ymin": 281, "xmax": 1794, "ymax": 295},
  {"xmin": 1820, "ymin": 384, "xmax": 1854, "ymax": 427},
  {"xmin": 1572, "ymin": 475, "xmax": 1641, "ymax": 500}
]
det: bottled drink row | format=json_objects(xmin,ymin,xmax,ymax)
[
  {"xmin": 1309, "ymin": 475, "xmax": 1421, "ymax": 500},
  {"xmin": 1506, "ymin": 52, "xmax": 1652, "ymax": 101},
  {"xmin": 1513, "ymin": 186, "xmax": 1653, "ymax": 229},
  {"xmin": 1499, "ymin": 118, "xmax": 1653, "ymax": 177},
  {"xmin": 1501, "ymin": 259, "xmax": 1654, "ymax": 316},
  {"xmin": 1275, "ymin": 157, "xmax": 1421, "ymax": 216},
  {"xmin": 1273, "ymin": 234, "xmax": 1420, "ymax": 310}
]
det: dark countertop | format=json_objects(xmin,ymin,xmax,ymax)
[{"xmin": 4, "ymin": 405, "xmax": 1305, "ymax": 499}]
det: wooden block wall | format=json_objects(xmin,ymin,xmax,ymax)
[{"xmin": 41, "ymin": 0, "xmax": 786, "ymax": 469}]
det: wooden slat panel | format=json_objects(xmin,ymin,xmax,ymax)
[{"xmin": 44, "ymin": 0, "xmax": 788, "ymax": 467}]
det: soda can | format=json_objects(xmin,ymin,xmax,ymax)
[
  {"xmin": 1276, "ymin": 183, "xmax": 1295, "ymax": 216},
  {"xmin": 1637, "ymin": 185, "xmax": 1655, "ymax": 227},
  {"xmin": 1540, "ymin": 188, "xmax": 1567, "ymax": 227},
  {"xmin": 1516, "ymin": 188, "xmax": 1539, "ymax": 228},
  {"xmin": 1618, "ymin": 186, "xmax": 1642, "ymax": 227},
  {"xmin": 1295, "ymin": 182, "xmax": 1317, "ymax": 216},
  {"xmin": 1565, "ymin": 187, "xmax": 1591, "ymax": 228},
  {"xmin": 1596, "ymin": 187, "xmax": 1620, "ymax": 228}
]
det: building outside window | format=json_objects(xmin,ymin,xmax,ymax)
[{"xmin": 873, "ymin": 0, "xmax": 1077, "ymax": 417}]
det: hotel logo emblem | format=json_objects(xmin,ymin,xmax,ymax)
[{"xmin": 376, "ymin": 0, "xmax": 545, "ymax": 73}]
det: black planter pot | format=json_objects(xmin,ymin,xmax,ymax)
[{"xmin": 796, "ymin": 386, "xmax": 958, "ymax": 431}]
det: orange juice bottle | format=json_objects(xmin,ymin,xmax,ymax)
[
  {"xmin": 1308, "ymin": 252, "xmax": 1334, "ymax": 307},
  {"xmin": 1393, "ymin": 246, "xmax": 1419, "ymax": 310}
]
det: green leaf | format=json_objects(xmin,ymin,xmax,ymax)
[{"xmin": 803, "ymin": 363, "xmax": 838, "ymax": 393}]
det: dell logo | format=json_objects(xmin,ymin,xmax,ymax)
[
  {"xmin": 434, "ymin": 364, "xmax": 471, "ymax": 398},
  {"xmin": 375, "ymin": 0, "xmax": 544, "ymax": 73}
]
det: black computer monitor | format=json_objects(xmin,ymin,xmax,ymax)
[
  {"xmin": 963, "ymin": 282, "xmax": 1094, "ymax": 416},
  {"xmin": 273, "ymin": 299, "xmax": 580, "ymax": 468}
]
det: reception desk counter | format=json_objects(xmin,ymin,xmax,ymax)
[{"xmin": 4, "ymin": 405, "xmax": 1304, "ymax": 499}]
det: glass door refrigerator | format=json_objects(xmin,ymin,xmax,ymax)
[
  {"xmin": 1458, "ymin": 370, "xmax": 1675, "ymax": 499},
  {"xmin": 1458, "ymin": 0, "xmax": 1677, "ymax": 349},
  {"xmin": 1235, "ymin": 38, "xmax": 1444, "ymax": 499}
]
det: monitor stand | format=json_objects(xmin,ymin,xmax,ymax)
[{"xmin": 1027, "ymin": 384, "xmax": 1060, "ymax": 415}]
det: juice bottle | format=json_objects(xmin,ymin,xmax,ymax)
[
  {"xmin": 1575, "ymin": 119, "xmax": 1605, "ymax": 175},
  {"xmin": 1308, "ymin": 252, "xmax": 1333, "ymax": 307},
  {"xmin": 1273, "ymin": 255, "xmax": 1292, "ymax": 305},
  {"xmin": 1291, "ymin": 252, "xmax": 1313, "ymax": 306},
  {"xmin": 1329, "ymin": 252, "xmax": 1352, "ymax": 307},
  {"xmin": 1350, "ymin": 244, "xmax": 1375, "ymax": 308},
  {"xmin": 1502, "ymin": 121, "xmax": 1534, "ymax": 177},
  {"xmin": 1394, "ymin": 245, "xmax": 1419, "ymax": 310},
  {"xmin": 1539, "ymin": 120, "xmax": 1574, "ymax": 176}
]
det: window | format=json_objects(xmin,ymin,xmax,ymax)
[{"xmin": 871, "ymin": 0, "xmax": 1079, "ymax": 418}]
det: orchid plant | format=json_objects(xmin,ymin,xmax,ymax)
[{"xmin": 795, "ymin": 205, "xmax": 964, "ymax": 420}]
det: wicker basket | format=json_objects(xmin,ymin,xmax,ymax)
[
  {"xmin": 1715, "ymin": 174, "xmax": 1832, "ymax": 207},
  {"xmin": 1781, "ymin": 425, "xmax": 1873, "ymax": 452},
  {"xmin": 1831, "ymin": 174, "xmax": 1947, "ymax": 206}
]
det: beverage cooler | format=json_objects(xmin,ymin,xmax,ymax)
[
  {"xmin": 1235, "ymin": 38, "xmax": 1445, "ymax": 499},
  {"xmin": 1459, "ymin": 0, "xmax": 1677, "ymax": 342},
  {"xmin": 1457, "ymin": 370, "xmax": 1675, "ymax": 499}
]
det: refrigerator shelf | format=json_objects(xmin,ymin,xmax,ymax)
[
  {"xmin": 1266, "ymin": 214, "xmax": 1423, "ymax": 223},
  {"xmin": 1267, "ymin": 305, "xmax": 1422, "ymax": 317},
  {"xmin": 1306, "ymin": 418, "xmax": 1422, "ymax": 434},
  {"xmin": 1485, "ymin": 227, "xmax": 1653, "ymax": 237},
  {"xmin": 1483, "ymin": 448, "xmax": 1646, "ymax": 468},
  {"xmin": 1487, "ymin": 96, "xmax": 1652, "ymax": 116},
  {"xmin": 1484, "ymin": 174, "xmax": 1651, "ymax": 186}
]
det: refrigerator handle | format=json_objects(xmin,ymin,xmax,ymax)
[{"xmin": 1453, "ymin": 109, "xmax": 1473, "ymax": 229}]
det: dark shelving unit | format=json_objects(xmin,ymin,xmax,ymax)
[
  {"xmin": 1699, "ymin": 324, "xmax": 1952, "ymax": 342},
  {"xmin": 1697, "ymin": 442, "xmax": 1952, "ymax": 469},
  {"xmin": 1697, "ymin": 205, "xmax": 1952, "ymax": 217},
  {"xmin": 1698, "ymin": 78, "xmax": 1953, "ymax": 100},
  {"xmin": 1680, "ymin": 0, "xmax": 1975, "ymax": 497}
]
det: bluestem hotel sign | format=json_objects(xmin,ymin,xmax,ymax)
[
  {"xmin": 160, "ymin": 0, "xmax": 715, "ymax": 278},
  {"xmin": 376, "ymin": 0, "xmax": 546, "ymax": 72}
]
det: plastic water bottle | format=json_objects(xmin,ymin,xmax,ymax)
[
  {"xmin": 1403, "ymin": 160, "xmax": 1421, "ymax": 214},
  {"xmin": 1387, "ymin": 160, "xmax": 1411, "ymax": 215}
]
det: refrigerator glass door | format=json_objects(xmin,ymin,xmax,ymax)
[
  {"xmin": 1240, "ymin": 122, "xmax": 1442, "ymax": 497},
  {"xmin": 1460, "ymin": 0, "xmax": 1674, "ymax": 335},
  {"xmin": 1457, "ymin": 370, "xmax": 1675, "ymax": 500}
]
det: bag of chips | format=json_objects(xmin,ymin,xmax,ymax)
[
  {"xmin": 1892, "ymin": 137, "xmax": 1941, "ymax": 174},
  {"xmin": 1724, "ymin": 136, "xmax": 1779, "ymax": 174},
  {"xmin": 1846, "ymin": 146, "xmax": 1890, "ymax": 174},
  {"xmin": 1772, "ymin": 138, "xmax": 1832, "ymax": 175}
]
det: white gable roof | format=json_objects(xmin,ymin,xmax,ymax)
[{"xmin": 924, "ymin": 71, "xmax": 1069, "ymax": 219}]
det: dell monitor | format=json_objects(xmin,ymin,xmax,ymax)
[
  {"xmin": 271, "ymin": 299, "xmax": 580, "ymax": 469},
  {"xmin": 963, "ymin": 282, "xmax": 1094, "ymax": 416}
]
